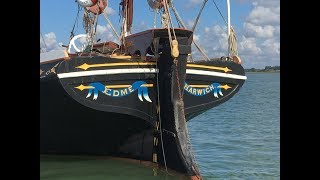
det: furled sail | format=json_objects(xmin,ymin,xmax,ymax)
[{"xmin": 120, "ymin": 0, "xmax": 133, "ymax": 33}]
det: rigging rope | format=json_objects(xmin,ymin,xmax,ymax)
[
  {"xmin": 163, "ymin": 0, "xmax": 179, "ymax": 59},
  {"xmin": 191, "ymin": 0, "xmax": 208, "ymax": 32},
  {"xmin": 210, "ymin": 1, "xmax": 239, "ymax": 59},
  {"xmin": 102, "ymin": 10, "xmax": 121, "ymax": 41},
  {"xmin": 212, "ymin": 0, "xmax": 227, "ymax": 25},
  {"xmin": 170, "ymin": 2, "xmax": 210, "ymax": 61},
  {"xmin": 70, "ymin": 4, "xmax": 81, "ymax": 40},
  {"xmin": 155, "ymin": 60, "xmax": 168, "ymax": 173}
]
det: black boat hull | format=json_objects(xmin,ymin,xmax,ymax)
[
  {"xmin": 40, "ymin": 29, "xmax": 246, "ymax": 179},
  {"xmin": 40, "ymin": 57, "xmax": 245, "ymax": 175}
]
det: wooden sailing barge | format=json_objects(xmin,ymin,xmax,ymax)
[{"xmin": 40, "ymin": 0, "xmax": 247, "ymax": 179}]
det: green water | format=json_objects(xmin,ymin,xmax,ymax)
[
  {"xmin": 41, "ymin": 73, "xmax": 280, "ymax": 179},
  {"xmin": 40, "ymin": 155, "xmax": 185, "ymax": 180}
]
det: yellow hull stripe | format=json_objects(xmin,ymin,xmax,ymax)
[
  {"xmin": 189, "ymin": 85, "xmax": 209, "ymax": 88},
  {"xmin": 106, "ymin": 84, "xmax": 153, "ymax": 88},
  {"xmin": 75, "ymin": 84, "xmax": 153, "ymax": 91},
  {"xmin": 187, "ymin": 64, "xmax": 232, "ymax": 73},
  {"xmin": 189, "ymin": 84, "xmax": 232, "ymax": 90},
  {"xmin": 76, "ymin": 62, "xmax": 231, "ymax": 73},
  {"xmin": 76, "ymin": 62, "xmax": 156, "ymax": 70}
]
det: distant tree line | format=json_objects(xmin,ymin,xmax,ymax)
[{"xmin": 245, "ymin": 65, "xmax": 280, "ymax": 72}]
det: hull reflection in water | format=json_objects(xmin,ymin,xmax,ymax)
[{"xmin": 40, "ymin": 155, "xmax": 189, "ymax": 180}]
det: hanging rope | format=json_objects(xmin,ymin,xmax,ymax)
[
  {"xmin": 163, "ymin": 0, "xmax": 179, "ymax": 59},
  {"xmin": 155, "ymin": 61, "xmax": 168, "ymax": 173},
  {"xmin": 83, "ymin": 10, "xmax": 94, "ymax": 34},
  {"xmin": 89, "ymin": 13, "xmax": 99, "ymax": 53},
  {"xmin": 70, "ymin": 4, "xmax": 81, "ymax": 40}
]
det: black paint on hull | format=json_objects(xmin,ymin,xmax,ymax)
[{"xmin": 40, "ymin": 29, "xmax": 246, "ymax": 178}]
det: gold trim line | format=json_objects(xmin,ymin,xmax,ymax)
[
  {"xmin": 76, "ymin": 62, "xmax": 156, "ymax": 70},
  {"xmin": 187, "ymin": 64, "xmax": 232, "ymax": 72},
  {"xmin": 75, "ymin": 84, "xmax": 153, "ymax": 91},
  {"xmin": 189, "ymin": 84, "xmax": 232, "ymax": 90}
]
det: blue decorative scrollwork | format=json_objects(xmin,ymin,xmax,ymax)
[{"xmin": 84, "ymin": 81, "xmax": 152, "ymax": 102}]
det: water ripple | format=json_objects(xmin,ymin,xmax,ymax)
[{"xmin": 188, "ymin": 73, "xmax": 280, "ymax": 179}]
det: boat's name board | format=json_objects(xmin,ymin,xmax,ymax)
[{"xmin": 184, "ymin": 82, "xmax": 231, "ymax": 98}]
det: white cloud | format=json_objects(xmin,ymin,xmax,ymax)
[
  {"xmin": 193, "ymin": 34, "xmax": 200, "ymax": 41},
  {"xmin": 239, "ymin": 0, "xmax": 280, "ymax": 68},
  {"xmin": 185, "ymin": 0, "xmax": 204, "ymax": 8},
  {"xmin": 105, "ymin": 7, "xmax": 115, "ymax": 15},
  {"xmin": 191, "ymin": 0, "xmax": 280, "ymax": 69},
  {"xmin": 131, "ymin": 21, "xmax": 151, "ymax": 34},
  {"xmin": 191, "ymin": 25, "xmax": 228, "ymax": 59},
  {"xmin": 204, "ymin": 27, "xmax": 210, "ymax": 33},
  {"xmin": 261, "ymin": 39, "xmax": 280, "ymax": 55},
  {"xmin": 96, "ymin": 24, "xmax": 119, "ymax": 43},
  {"xmin": 238, "ymin": 36, "xmax": 262, "ymax": 55},
  {"xmin": 244, "ymin": 22, "xmax": 276, "ymax": 38},
  {"xmin": 252, "ymin": 0, "xmax": 279, "ymax": 8},
  {"xmin": 40, "ymin": 25, "xmax": 120, "ymax": 54},
  {"xmin": 186, "ymin": 19, "xmax": 195, "ymax": 29},
  {"xmin": 188, "ymin": 0, "xmax": 203, "ymax": 5},
  {"xmin": 246, "ymin": 6, "xmax": 280, "ymax": 26},
  {"xmin": 40, "ymin": 32, "xmax": 64, "ymax": 52}
]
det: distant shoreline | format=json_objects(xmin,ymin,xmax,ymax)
[
  {"xmin": 245, "ymin": 71, "xmax": 280, "ymax": 73},
  {"xmin": 244, "ymin": 66, "xmax": 280, "ymax": 73}
]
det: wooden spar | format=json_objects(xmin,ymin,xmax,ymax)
[
  {"xmin": 227, "ymin": 0, "xmax": 231, "ymax": 56},
  {"xmin": 126, "ymin": 0, "xmax": 133, "ymax": 33}
]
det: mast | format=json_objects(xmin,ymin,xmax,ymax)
[{"xmin": 227, "ymin": 0, "xmax": 231, "ymax": 56}]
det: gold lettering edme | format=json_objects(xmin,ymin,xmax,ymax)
[
  {"xmin": 113, "ymin": 90, "xmax": 120, "ymax": 96},
  {"xmin": 105, "ymin": 89, "xmax": 112, "ymax": 96},
  {"xmin": 128, "ymin": 86, "xmax": 134, "ymax": 93},
  {"xmin": 121, "ymin": 89, "xmax": 128, "ymax": 96}
]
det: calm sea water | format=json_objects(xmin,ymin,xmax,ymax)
[
  {"xmin": 189, "ymin": 73, "xmax": 280, "ymax": 179},
  {"xmin": 40, "ymin": 73, "xmax": 280, "ymax": 179}
]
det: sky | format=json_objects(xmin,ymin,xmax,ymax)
[{"xmin": 40, "ymin": 0, "xmax": 280, "ymax": 69}]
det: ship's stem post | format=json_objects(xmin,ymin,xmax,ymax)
[{"xmin": 156, "ymin": 32, "xmax": 202, "ymax": 179}]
